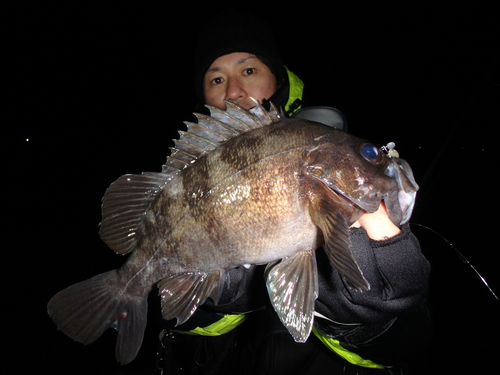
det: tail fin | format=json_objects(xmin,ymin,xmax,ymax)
[{"xmin": 47, "ymin": 270, "xmax": 148, "ymax": 365}]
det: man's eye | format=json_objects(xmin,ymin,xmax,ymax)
[
  {"xmin": 243, "ymin": 68, "xmax": 255, "ymax": 75},
  {"xmin": 211, "ymin": 77, "xmax": 224, "ymax": 85}
]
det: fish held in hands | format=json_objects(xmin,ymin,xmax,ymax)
[{"xmin": 47, "ymin": 100, "xmax": 418, "ymax": 364}]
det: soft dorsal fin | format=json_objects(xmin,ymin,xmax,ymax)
[
  {"xmin": 99, "ymin": 172, "xmax": 172, "ymax": 254},
  {"xmin": 161, "ymin": 99, "xmax": 282, "ymax": 173}
]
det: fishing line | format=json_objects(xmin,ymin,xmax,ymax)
[{"xmin": 410, "ymin": 222, "xmax": 499, "ymax": 303}]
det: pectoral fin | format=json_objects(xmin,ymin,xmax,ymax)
[
  {"xmin": 309, "ymin": 194, "xmax": 370, "ymax": 291},
  {"xmin": 158, "ymin": 271, "xmax": 225, "ymax": 326},
  {"xmin": 265, "ymin": 250, "xmax": 318, "ymax": 343}
]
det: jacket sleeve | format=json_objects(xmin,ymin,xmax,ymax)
[{"xmin": 315, "ymin": 224, "xmax": 430, "ymax": 324}]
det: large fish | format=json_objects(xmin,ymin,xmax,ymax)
[{"xmin": 47, "ymin": 100, "xmax": 418, "ymax": 365}]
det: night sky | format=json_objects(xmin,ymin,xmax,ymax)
[{"xmin": 6, "ymin": 2, "xmax": 499, "ymax": 374}]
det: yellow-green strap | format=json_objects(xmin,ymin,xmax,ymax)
[
  {"xmin": 312, "ymin": 326, "xmax": 386, "ymax": 369},
  {"xmin": 284, "ymin": 67, "xmax": 304, "ymax": 115},
  {"xmin": 172, "ymin": 314, "xmax": 247, "ymax": 337}
]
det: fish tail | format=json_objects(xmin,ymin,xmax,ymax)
[{"xmin": 47, "ymin": 270, "xmax": 148, "ymax": 365}]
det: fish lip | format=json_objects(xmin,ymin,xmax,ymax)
[{"xmin": 384, "ymin": 157, "xmax": 419, "ymax": 225}]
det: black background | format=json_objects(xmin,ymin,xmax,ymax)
[{"xmin": 5, "ymin": 1, "xmax": 499, "ymax": 374}]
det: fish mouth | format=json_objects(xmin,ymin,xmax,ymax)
[
  {"xmin": 334, "ymin": 157, "xmax": 418, "ymax": 226},
  {"xmin": 329, "ymin": 180, "xmax": 415, "ymax": 227}
]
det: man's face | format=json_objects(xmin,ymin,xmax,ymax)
[{"xmin": 203, "ymin": 52, "xmax": 278, "ymax": 110}]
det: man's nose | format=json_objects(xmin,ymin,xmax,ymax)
[{"xmin": 224, "ymin": 78, "xmax": 246, "ymax": 103}]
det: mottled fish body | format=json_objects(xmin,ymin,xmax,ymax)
[{"xmin": 48, "ymin": 101, "xmax": 418, "ymax": 365}]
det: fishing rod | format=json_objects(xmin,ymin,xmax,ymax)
[{"xmin": 410, "ymin": 222, "xmax": 499, "ymax": 304}]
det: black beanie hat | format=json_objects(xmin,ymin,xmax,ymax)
[{"xmin": 194, "ymin": 10, "xmax": 287, "ymax": 106}]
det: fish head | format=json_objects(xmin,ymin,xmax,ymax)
[{"xmin": 303, "ymin": 131, "xmax": 419, "ymax": 226}]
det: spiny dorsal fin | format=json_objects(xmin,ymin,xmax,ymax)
[
  {"xmin": 100, "ymin": 100, "xmax": 281, "ymax": 255},
  {"xmin": 161, "ymin": 99, "xmax": 282, "ymax": 173}
]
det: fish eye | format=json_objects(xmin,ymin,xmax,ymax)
[{"xmin": 359, "ymin": 142, "xmax": 384, "ymax": 164}]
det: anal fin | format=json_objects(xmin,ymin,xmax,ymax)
[
  {"xmin": 158, "ymin": 271, "xmax": 225, "ymax": 326},
  {"xmin": 265, "ymin": 250, "xmax": 318, "ymax": 343}
]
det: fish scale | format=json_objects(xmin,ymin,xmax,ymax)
[{"xmin": 47, "ymin": 100, "xmax": 418, "ymax": 365}]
